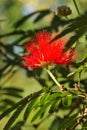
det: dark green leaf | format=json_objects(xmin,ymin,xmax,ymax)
[
  {"xmin": 31, "ymin": 102, "xmax": 51, "ymax": 122},
  {"xmin": 4, "ymin": 103, "xmax": 26, "ymax": 130},
  {"xmin": 0, "ymin": 95, "xmax": 29, "ymax": 120},
  {"xmin": 34, "ymin": 10, "xmax": 51, "ymax": 22},
  {"xmin": 58, "ymin": 113, "xmax": 79, "ymax": 129},
  {"xmin": 23, "ymin": 98, "xmax": 39, "ymax": 122},
  {"xmin": 65, "ymin": 27, "xmax": 87, "ymax": 50},
  {"xmin": 62, "ymin": 95, "xmax": 72, "ymax": 107},
  {"xmin": 60, "ymin": 91, "xmax": 70, "ymax": 97},
  {"xmin": 51, "ymin": 15, "xmax": 67, "ymax": 31},
  {"xmin": 82, "ymin": 119, "xmax": 87, "ymax": 129},
  {"xmin": 50, "ymin": 12, "xmax": 87, "ymax": 50},
  {"xmin": 2, "ymin": 99, "xmax": 15, "ymax": 105},
  {"xmin": 48, "ymin": 92, "xmax": 62, "ymax": 101},
  {"xmin": 49, "ymin": 116, "xmax": 63, "ymax": 130},
  {"xmin": 40, "ymin": 92, "xmax": 51, "ymax": 104},
  {"xmin": 0, "ymin": 30, "xmax": 26, "ymax": 38},
  {"xmin": 49, "ymin": 99, "xmax": 61, "ymax": 113},
  {"xmin": 14, "ymin": 9, "xmax": 50, "ymax": 28},
  {"xmin": 0, "ymin": 90, "xmax": 42, "ymax": 120},
  {"xmin": 11, "ymin": 121, "xmax": 24, "ymax": 130},
  {"xmin": 3, "ymin": 87, "xmax": 23, "ymax": 92},
  {"xmin": 3, "ymin": 92, "xmax": 22, "ymax": 98}
]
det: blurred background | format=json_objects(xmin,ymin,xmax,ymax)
[{"xmin": 0, "ymin": 0, "xmax": 87, "ymax": 130}]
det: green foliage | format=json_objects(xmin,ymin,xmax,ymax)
[
  {"xmin": 50, "ymin": 12, "xmax": 87, "ymax": 50},
  {"xmin": 62, "ymin": 94, "xmax": 72, "ymax": 107},
  {"xmin": 0, "ymin": 86, "xmax": 23, "ymax": 111},
  {"xmin": 1, "ymin": 0, "xmax": 87, "ymax": 130},
  {"xmin": 23, "ymin": 98, "xmax": 39, "ymax": 122},
  {"xmin": 3, "ymin": 104, "xmax": 26, "ymax": 130},
  {"xmin": 14, "ymin": 9, "xmax": 51, "ymax": 27}
]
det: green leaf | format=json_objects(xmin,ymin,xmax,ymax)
[
  {"xmin": 3, "ymin": 92, "xmax": 22, "ymax": 98},
  {"xmin": 51, "ymin": 15, "xmax": 67, "ymax": 27},
  {"xmin": 3, "ymin": 103, "xmax": 26, "ymax": 130},
  {"xmin": 0, "ymin": 90, "xmax": 42, "ymax": 120},
  {"xmin": 60, "ymin": 91, "xmax": 70, "ymax": 97},
  {"xmin": 14, "ymin": 11, "xmax": 39, "ymax": 28},
  {"xmin": 14, "ymin": 9, "xmax": 50, "ymax": 28},
  {"xmin": 2, "ymin": 99, "xmax": 15, "ymax": 105},
  {"xmin": 67, "ymin": 71, "xmax": 76, "ymax": 77},
  {"xmin": 34, "ymin": 10, "xmax": 51, "ymax": 23},
  {"xmin": 66, "ymin": 27, "xmax": 86, "ymax": 49},
  {"xmin": 58, "ymin": 113, "xmax": 79, "ymax": 130},
  {"xmin": 67, "ymin": 95, "xmax": 72, "ymax": 107},
  {"xmin": 48, "ymin": 92, "xmax": 62, "ymax": 101},
  {"xmin": 67, "ymin": 61, "xmax": 87, "ymax": 77},
  {"xmin": 0, "ymin": 96, "xmax": 29, "ymax": 120},
  {"xmin": 3, "ymin": 87, "xmax": 23, "ymax": 92},
  {"xmin": 31, "ymin": 102, "xmax": 51, "ymax": 122},
  {"xmin": 23, "ymin": 98, "xmax": 39, "ymax": 122},
  {"xmin": 49, "ymin": 99, "xmax": 61, "ymax": 113},
  {"xmin": 82, "ymin": 120, "xmax": 87, "ymax": 129},
  {"xmin": 50, "ymin": 12, "xmax": 87, "ymax": 50},
  {"xmin": 40, "ymin": 92, "xmax": 51, "ymax": 104},
  {"xmin": 10, "ymin": 121, "xmax": 24, "ymax": 130},
  {"xmin": 49, "ymin": 116, "xmax": 63, "ymax": 130},
  {"xmin": 62, "ymin": 95, "xmax": 72, "ymax": 107},
  {"xmin": 0, "ymin": 104, "xmax": 19, "ymax": 120}
]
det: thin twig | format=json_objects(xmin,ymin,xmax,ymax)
[{"xmin": 46, "ymin": 68, "xmax": 61, "ymax": 89}]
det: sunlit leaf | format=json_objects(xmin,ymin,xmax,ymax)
[
  {"xmin": 31, "ymin": 102, "xmax": 51, "ymax": 122},
  {"xmin": 40, "ymin": 92, "xmax": 51, "ymax": 104},
  {"xmin": 62, "ymin": 95, "xmax": 72, "ymax": 107},
  {"xmin": 23, "ymin": 98, "xmax": 39, "ymax": 122},
  {"xmin": 49, "ymin": 99, "xmax": 61, "ymax": 113}
]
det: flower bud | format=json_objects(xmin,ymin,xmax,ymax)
[{"xmin": 56, "ymin": 5, "xmax": 72, "ymax": 16}]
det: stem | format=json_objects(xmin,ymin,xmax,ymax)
[
  {"xmin": 78, "ymin": 72, "xmax": 81, "ymax": 87},
  {"xmin": 65, "ymin": 16, "xmax": 69, "ymax": 20},
  {"xmin": 46, "ymin": 68, "xmax": 61, "ymax": 89},
  {"xmin": 73, "ymin": 0, "xmax": 81, "ymax": 16}
]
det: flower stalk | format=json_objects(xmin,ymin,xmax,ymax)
[{"xmin": 45, "ymin": 68, "xmax": 61, "ymax": 89}]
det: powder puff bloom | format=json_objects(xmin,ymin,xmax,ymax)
[{"xmin": 22, "ymin": 31, "xmax": 76, "ymax": 68}]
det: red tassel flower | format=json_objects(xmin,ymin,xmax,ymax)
[{"xmin": 23, "ymin": 31, "xmax": 76, "ymax": 68}]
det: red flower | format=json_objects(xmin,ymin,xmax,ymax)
[{"xmin": 23, "ymin": 31, "xmax": 76, "ymax": 68}]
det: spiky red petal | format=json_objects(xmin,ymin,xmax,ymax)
[{"xmin": 23, "ymin": 31, "xmax": 76, "ymax": 68}]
